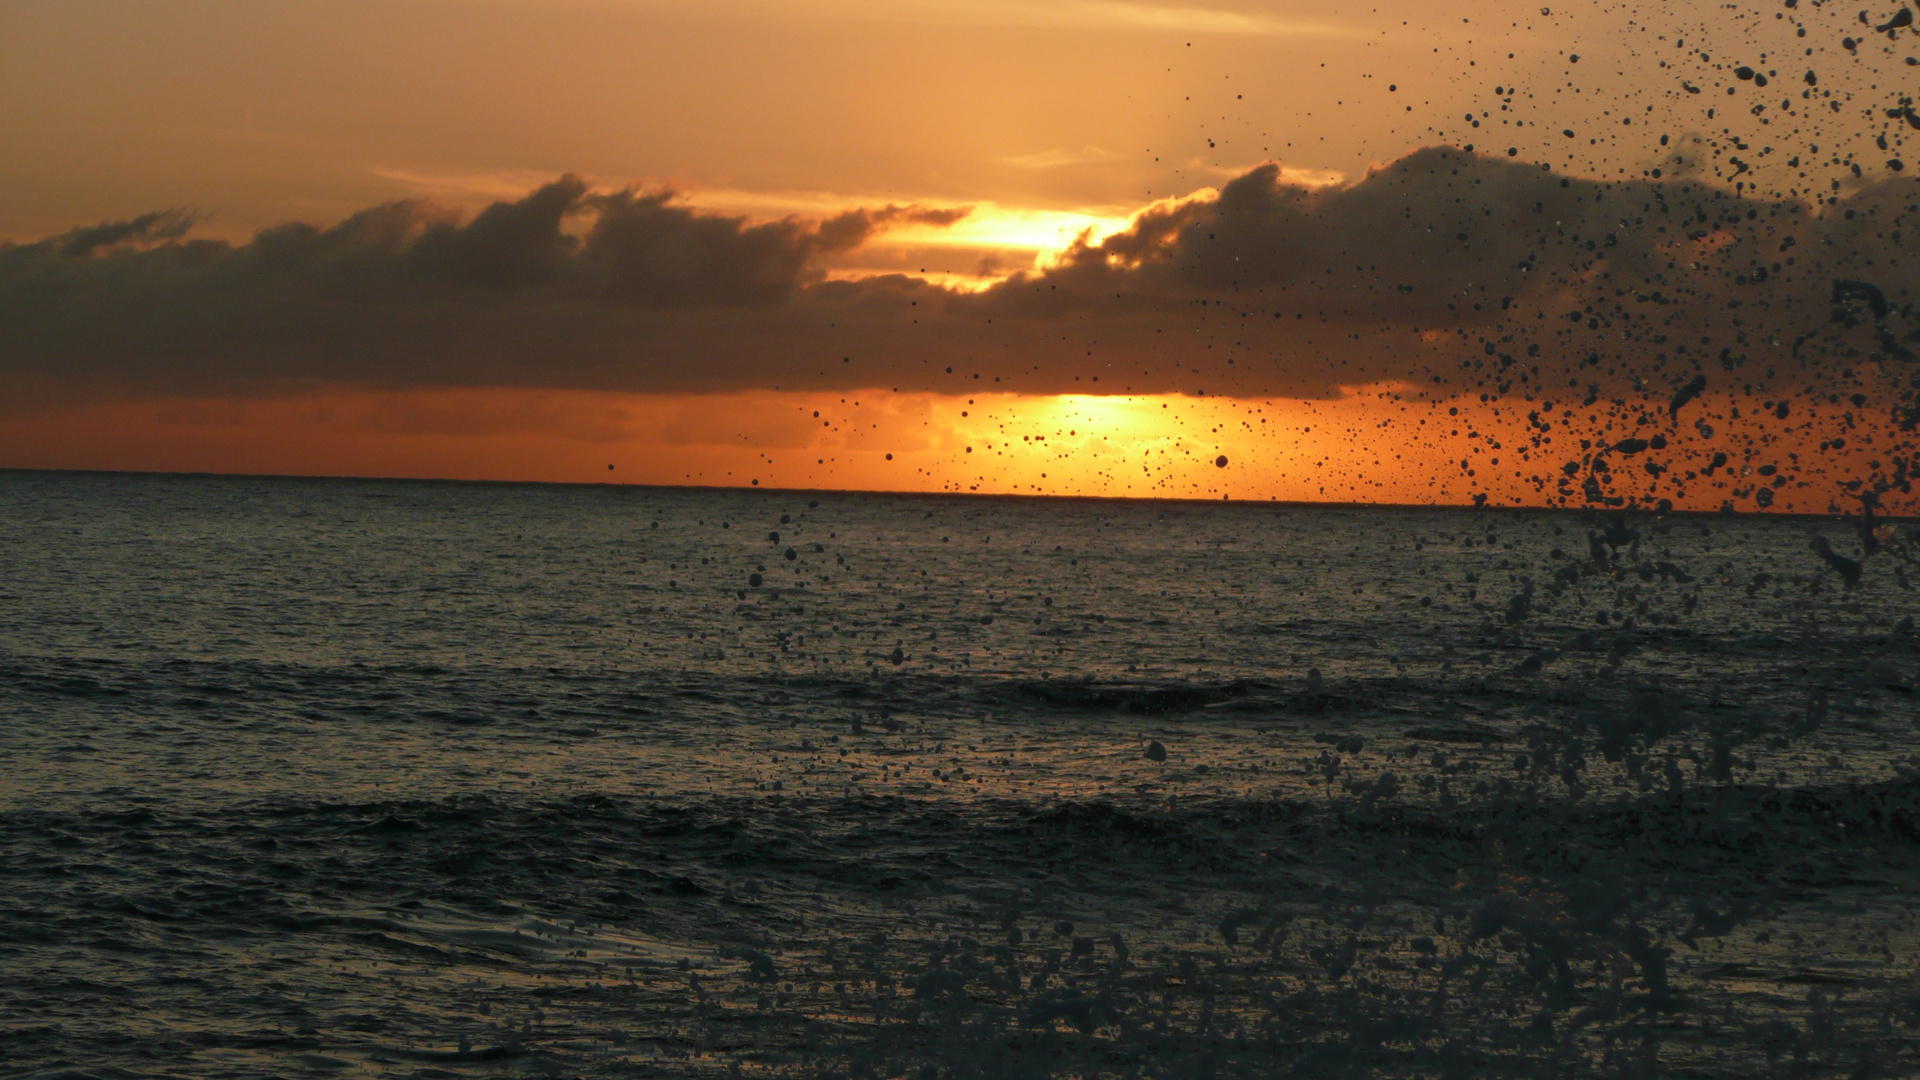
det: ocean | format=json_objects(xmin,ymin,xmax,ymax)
[{"xmin": 3, "ymin": 469, "xmax": 1917, "ymax": 1078}]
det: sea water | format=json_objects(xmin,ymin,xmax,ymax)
[{"xmin": 2, "ymin": 470, "xmax": 1916, "ymax": 1078}]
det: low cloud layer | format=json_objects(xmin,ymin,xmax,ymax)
[{"xmin": 4, "ymin": 152, "xmax": 1917, "ymax": 506}]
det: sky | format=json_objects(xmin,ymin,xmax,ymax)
[{"xmin": 3, "ymin": 0, "xmax": 1919, "ymax": 512}]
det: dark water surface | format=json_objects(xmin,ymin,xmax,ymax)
[{"xmin": 3, "ymin": 471, "xmax": 1918, "ymax": 1079}]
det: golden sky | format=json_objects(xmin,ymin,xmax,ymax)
[
  {"xmin": 0, "ymin": 0, "xmax": 1505, "ymax": 239},
  {"xmin": 3, "ymin": 0, "xmax": 1917, "ymax": 511}
]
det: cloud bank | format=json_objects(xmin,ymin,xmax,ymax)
[
  {"xmin": 4, "ymin": 151, "xmax": 1918, "ymax": 507},
  {"xmin": 4, "ymin": 152, "xmax": 1914, "ymax": 399}
]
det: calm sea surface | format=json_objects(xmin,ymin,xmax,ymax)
[{"xmin": 3, "ymin": 470, "xmax": 1917, "ymax": 1078}]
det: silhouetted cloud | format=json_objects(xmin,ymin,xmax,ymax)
[
  {"xmin": 229, "ymin": 175, "xmax": 971, "ymax": 304},
  {"xmin": 55, "ymin": 210, "xmax": 200, "ymax": 258},
  {"xmin": 964, "ymin": 148, "xmax": 1919, "ymax": 415},
  {"xmin": 3, "ymin": 154, "xmax": 1916, "ymax": 430}
]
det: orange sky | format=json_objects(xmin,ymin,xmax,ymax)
[
  {"xmin": 0, "ymin": 0, "xmax": 1521, "ymax": 240},
  {"xmin": 3, "ymin": 0, "xmax": 1917, "ymax": 510},
  {"xmin": 0, "ymin": 383, "xmax": 1895, "ymax": 515}
]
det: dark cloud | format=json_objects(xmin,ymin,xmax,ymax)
[
  {"xmin": 234, "ymin": 175, "xmax": 972, "ymax": 305},
  {"xmin": 2, "ymin": 155, "xmax": 1916, "ymax": 442},
  {"xmin": 55, "ymin": 210, "xmax": 199, "ymax": 258},
  {"xmin": 987, "ymin": 150, "xmax": 1589, "ymax": 322},
  {"xmin": 962, "ymin": 149, "xmax": 1920, "ymax": 432},
  {"xmin": 0, "ymin": 177, "xmax": 988, "ymax": 393},
  {"xmin": 411, "ymin": 175, "xmax": 589, "ymax": 290}
]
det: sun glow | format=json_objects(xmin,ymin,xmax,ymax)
[
  {"xmin": 880, "ymin": 205, "xmax": 1132, "ymax": 256},
  {"xmin": 820, "ymin": 203, "xmax": 1137, "ymax": 285},
  {"xmin": 0, "ymin": 384, "xmax": 1889, "ymax": 513}
]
